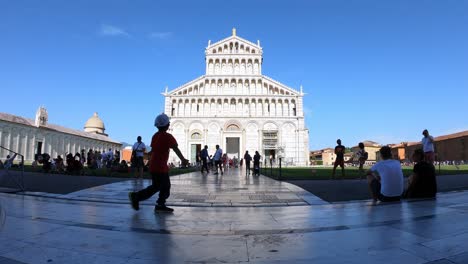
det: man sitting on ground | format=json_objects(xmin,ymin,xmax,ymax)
[
  {"xmin": 404, "ymin": 149, "xmax": 437, "ymax": 199},
  {"xmin": 367, "ymin": 146, "xmax": 404, "ymax": 203}
]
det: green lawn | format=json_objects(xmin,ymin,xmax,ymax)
[
  {"xmin": 9, "ymin": 165, "xmax": 197, "ymax": 179},
  {"xmin": 263, "ymin": 165, "xmax": 468, "ymax": 180}
]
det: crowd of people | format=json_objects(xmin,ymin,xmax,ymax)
[{"xmin": 196, "ymin": 145, "xmax": 262, "ymax": 176}]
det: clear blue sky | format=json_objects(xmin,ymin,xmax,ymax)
[{"xmin": 1, "ymin": 0, "xmax": 467, "ymax": 150}]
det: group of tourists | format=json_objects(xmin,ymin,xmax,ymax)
[
  {"xmin": 329, "ymin": 129, "xmax": 438, "ymax": 204},
  {"xmin": 198, "ymin": 145, "xmax": 261, "ymax": 176}
]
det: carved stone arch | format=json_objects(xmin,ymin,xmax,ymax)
[
  {"xmin": 212, "ymin": 49, "xmax": 216, "ymax": 54},
  {"xmin": 184, "ymin": 98, "xmax": 189, "ymax": 104},
  {"xmin": 263, "ymin": 122, "xmax": 278, "ymax": 131},
  {"xmin": 224, "ymin": 120, "xmax": 242, "ymax": 131},
  {"xmin": 217, "ymin": 47, "xmax": 222, "ymax": 53},
  {"xmin": 241, "ymin": 58, "xmax": 246, "ymax": 64},
  {"xmin": 189, "ymin": 121, "xmax": 204, "ymax": 132},
  {"xmin": 247, "ymin": 58, "xmax": 253, "ymax": 64},
  {"xmin": 240, "ymin": 44, "xmax": 244, "ymax": 51},
  {"xmin": 252, "ymin": 49, "xmax": 256, "ymax": 54},
  {"xmin": 221, "ymin": 58, "xmax": 226, "ymax": 64},
  {"xmin": 208, "ymin": 122, "xmax": 221, "ymax": 134},
  {"xmin": 178, "ymin": 98, "xmax": 183, "ymax": 103},
  {"xmin": 246, "ymin": 47, "xmax": 250, "ymax": 52}
]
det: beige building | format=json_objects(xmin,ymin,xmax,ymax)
[
  {"xmin": 0, "ymin": 107, "xmax": 121, "ymax": 162},
  {"xmin": 350, "ymin": 140, "xmax": 381, "ymax": 164},
  {"xmin": 389, "ymin": 130, "xmax": 468, "ymax": 162}
]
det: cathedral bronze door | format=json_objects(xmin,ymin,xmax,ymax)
[{"xmin": 226, "ymin": 137, "xmax": 240, "ymax": 160}]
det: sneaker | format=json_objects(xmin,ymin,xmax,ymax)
[
  {"xmin": 155, "ymin": 205, "xmax": 174, "ymax": 213},
  {"xmin": 128, "ymin": 192, "xmax": 139, "ymax": 211}
]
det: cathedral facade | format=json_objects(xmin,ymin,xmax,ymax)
[{"xmin": 164, "ymin": 29, "xmax": 309, "ymax": 166}]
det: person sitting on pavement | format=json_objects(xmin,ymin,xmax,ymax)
[
  {"xmin": 404, "ymin": 149, "xmax": 437, "ymax": 199},
  {"xmin": 366, "ymin": 146, "xmax": 404, "ymax": 203}
]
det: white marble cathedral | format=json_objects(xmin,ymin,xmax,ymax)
[{"xmin": 164, "ymin": 29, "xmax": 309, "ymax": 166}]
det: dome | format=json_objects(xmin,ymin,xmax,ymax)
[{"xmin": 84, "ymin": 112, "xmax": 106, "ymax": 134}]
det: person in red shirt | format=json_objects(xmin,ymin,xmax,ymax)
[{"xmin": 128, "ymin": 113, "xmax": 188, "ymax": 213}]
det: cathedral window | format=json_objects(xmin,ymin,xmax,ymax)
[{"xmin": 293, "ymin": 108, "xmax": 297, "ymax": 116}]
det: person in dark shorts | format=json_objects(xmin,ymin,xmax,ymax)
[
  {"xmin": 404, "ymin": 149, "xmax": 437, "ymax": 198},
  {"xmin": 367, "ymin": 146, "xmax": 404, "ymax": 204},
  {"xmin": 128, "ymin": 113, "xmax": 189, "ymax": 213},
  {"xmin": 331, "ymin": 139, "xmax": 346, "ymax": 179},
  {"xmin": 200, "ymin": 145, "xmax": 210, "ymax": 174}
]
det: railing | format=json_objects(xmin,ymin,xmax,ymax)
[{"xmin": 0, "ymin": 146, "xmax": 25, "ymax": 191}]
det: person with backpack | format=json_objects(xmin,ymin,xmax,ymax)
[{"xmin": 132, "ymin": 136, "xmax": 146, "ymax": 178}]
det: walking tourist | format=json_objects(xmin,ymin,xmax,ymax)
[
  {"xmin": 366, "ymin": 146, "xmax": 404, "ymax": 203},
  {"xmin": 128, "ymin": 113, "xmax": 188, "ymax": 213},
  {"xmin": 132, "ymin": 136, "xmax": 146, "ymax": 178},
  {"xmin": 213, "ymin": 145, "xmax": 223, "ymax": 175},
  {"xmin": 331, "ymin": 139, "xmax": 346, "ymax": 179},
  {"xmin": 253, "ymin": 151, "xmax": 261, "ymax": 176},
  {"xmin": 244, "ymin": 151, "xmax": 252, "ymax": 175},
  {"xmin": 200, "ymin": 145, "xmax": 209, "ymax": 173}
]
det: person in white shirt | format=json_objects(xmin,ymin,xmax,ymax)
[
  {"xmin": 213, "ymin": 145, "xmax": 223, "ymax": 175},
  {"xmin": 421, "ymin": 129, "xmax": 435, "ymax": 164},
  {"xmin": 367, "ymin": 146, "xmax": 404, "ymax": 203},
  {"xmin": 132, "ymin": 136, "xmax": 146, "ymax": 178}
]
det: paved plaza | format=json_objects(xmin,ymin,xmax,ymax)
[{"xmin": 1, "ymin": 168, "xmax": 468, "ymax": 263}]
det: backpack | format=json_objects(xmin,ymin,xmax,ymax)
[{"xmin": 362, "ymin": 152, "xmax": 368, "ymax": 160}]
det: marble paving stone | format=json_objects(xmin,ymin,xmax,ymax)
[
  {"xmin": 1, "ymin": 245, "xmax": 129, "ymax": 264},
  {"xmin": 0, "ymin": 256, "xmax": 27, "ymax": 264},
  {"xmin": 422, "ymin": 232, "xmax": 468, "ymax": 257},
  {"xmin": 0, "ymin": 238, "xmax": 30, "ymax": 255},
  {"xmin": 447, "ymin": 251, "xmax": 468, "ymax": 264},
  {"xmin": 422, "ymin": 260, "xmax": 457, "ymax": 264}
]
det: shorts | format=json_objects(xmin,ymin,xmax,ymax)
[
  {"xmin": 334, "ymin": 159, "xmax": 344, "ymax": 167},
  {"xmin": 135, "ymin": 156, "xmax": 144, "ymax": 169},
  {"xmin": 370, "ymin": 179, "xmax": 401, "ymax": 202}
]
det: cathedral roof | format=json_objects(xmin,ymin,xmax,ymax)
[
  {"xmin": 0, "ymin": 112, "xmax": 120, "ymax": 144},
  {"xmin": 84, "ymin": 112, "xmax": 105, "ymax": 130}
]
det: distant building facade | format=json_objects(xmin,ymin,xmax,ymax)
[
  {"xmin": 163, "ymin": 29, "xmax": 309, "ymax": 166},
  {"xmin": 389, "ymin": 131, "xmax": 468, "ymax": 162},
  {"xmin": 350, "ymin": 140, "xmax": 381, "ymax": 164},
  {"xmin": 0, "ymin": 107, "xmax": 121, "ymax": 162}
]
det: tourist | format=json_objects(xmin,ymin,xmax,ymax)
[
  {"xmin": 253, "ymin": 151, "xmax": 261, "ymax": 176},
  {"xmin": 94, "ymin": 151, "xmax": 100, "ymax": 168},
  {"xmin": 200, "ymin": 145, "xmax": 209, "ymax": 173},
  {"xmin": 331, "ymin": 139, "xmax": 346, "ymax": 179},
  {"xmin": 421, "ymin": 129, "xmax": 435, "ymax": 164},
  {"xmin": 128, "ymin": 113, "xmax": 189, "ymax": 213},
  {"xmin": 346, "ymin": 142, "xmax": 368, "ymax": 179},
  {"xmin": 222, "ymin": 153, "xmax": 228, "ymax": 172},
  {"xmin": 213, "ymin": 145, "xmax": 223, "ymax": 175},
  {"xmin": 3, "ymin": 154, "xmax": 17, "ymax": 170},
  {"xmin": 366, "ymin": 146, "xmax": 404, "ymax": 203},
  {"xmin": 244, "ymin": 151, "xmax": 252, "ymax": 175},
  {"xmin": 132, "ymin": 136, "xmax": 146, "ymax": 178},
  {"xmin": 404, "ymin": 149, "xmax": 437, "ymax": 198}
]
